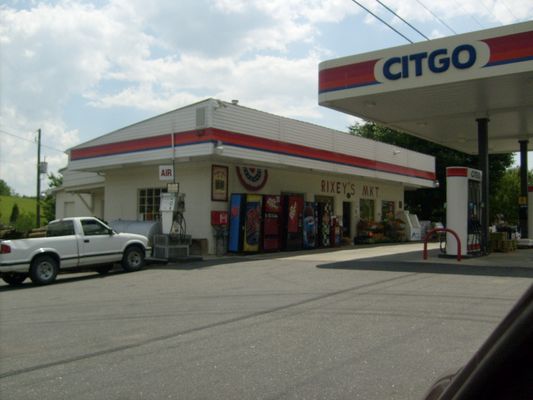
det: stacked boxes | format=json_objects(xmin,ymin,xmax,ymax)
[{"xmin": 489, "ymin": 232, "xmax": 518, "ymax": 253}]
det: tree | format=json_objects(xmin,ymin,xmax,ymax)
[
  {"xmin": 42, "ymin": 172, "xmax": 63, "ymax": 223},
  {"xmin": 14, "ymin": 212, "xmax": 36, "ymax": 233},
  {"xmin": 9, "ymin": 203, "xmax": 20, "ymax": 224},
  {"xmin": 491, "ymin": 167, "xmax": 533, "ymax": 224},
  {"xmin": 349, "ymin": 122, "xmax": 514, "ymax": 222},
  {"xmin": 0, "ymin": 179, "xmax": 13, "ymax": 196}
]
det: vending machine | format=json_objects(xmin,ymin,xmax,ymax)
[
  {"xmin": 228, "ymin": 194, "xmax": 245, "ymax": 253},
  {"xmin": 283, "ymin": 194, "xmax": 304, "ymax": 250},
  {"xmin": 446, "ymin": 167, "xmax": 482, "ymax": 256},
  {"xmin": 303, "ymin": 202, "xmax": 317, "ymax": 249},
  {"xmin": 262, "ymin": 195, "xmax": 281, "ymax": 252},
  {"xmin": 243, "ymin": 194, "xmax": 262, "ymax": 252}
]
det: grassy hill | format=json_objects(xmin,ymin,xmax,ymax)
[{"xmin": 0, "ymin": 195, "xmax": 37, "ymax": 226}]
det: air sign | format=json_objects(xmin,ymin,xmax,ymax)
[{"xmin": 382, "ymin": 44, "xmax": 477, "ymax": 81}]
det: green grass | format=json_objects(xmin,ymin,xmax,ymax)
[{"xmin": 0, "ymin": 195, "xmax": 37, "ymax": 225}]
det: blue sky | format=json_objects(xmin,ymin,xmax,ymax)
[{"xmin": 1, "ymin": 0, "xmax": 532, "ymax": 196}]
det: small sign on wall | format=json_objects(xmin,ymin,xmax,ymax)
[
  {"xmin": 212, "ymin": 165, "xmax": 228, "ymax": 201},
  {"xmin": 159, "ymin": 165, "xmax": 174, "ymax": 181}
]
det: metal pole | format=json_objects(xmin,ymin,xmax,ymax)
[
  {"xmin": 36, "ymin": 128, "xmax": 42, "ymax": 227},
  {"xmin": 477, "ymin": 118, "xmax": 489, "ymax": 254},
  {"xmin": 519, "ymin": 140, "xmax": 529, "ymax": 238}
]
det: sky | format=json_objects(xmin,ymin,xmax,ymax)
[{"xmin": 1, "ymin": 0, "xmax": 532, "ymax": 196}]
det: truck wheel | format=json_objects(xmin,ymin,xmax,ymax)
[
  {"xmin": 122, "ymin": 246, "xmax": 145, "ymax": 272},
  {"xmin": 30, "ymin": 255, "xmax": 59, "ymax": 285},
  {"xmin": 2, "ymin": 272, "xmax": 28, "ymax": 286}
]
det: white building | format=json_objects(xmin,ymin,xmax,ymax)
[{"xmin": 56, "ymin": 99, "xmax": 436, "ymax": 254}]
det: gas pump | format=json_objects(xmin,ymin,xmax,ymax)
[
  {"xmin": 160, "ymin": 193, "xmax": 177, "ymax": 234},
  {"xmin": 154, "ymin": 192, "xmax": 189, "ymax": 260},
  {"xmin": 446, "ymin": 167, "xmax": 482, "ymax": 256}
]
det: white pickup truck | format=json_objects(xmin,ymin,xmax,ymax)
[{"xmin": 0, "ymin": 217, "xmax": 150, "ymax": 286}]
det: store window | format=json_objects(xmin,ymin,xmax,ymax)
[
  {"xmin": 138, "ymin": 188, "xmax": 167, "ymax": 221},
  {"xmin": 381, "ymin": 200, "xmax": 395, "ymax": 222},
  {"xmin": 360, "ymin": 199, "xmax": 375, "ymax": 221}
]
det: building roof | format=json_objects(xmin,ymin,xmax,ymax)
[{"xmin": 66, "ymin": 98, "xmax": 436, "ymax": 189}]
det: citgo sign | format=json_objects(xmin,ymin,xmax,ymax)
[{"xmin": 382, "ymin": 44, "xmax": 477, "ymax": 80}]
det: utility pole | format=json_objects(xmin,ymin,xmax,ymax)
[{"xmin": 36, "ymin": 128, "xmax": 41, "ymax": 227}]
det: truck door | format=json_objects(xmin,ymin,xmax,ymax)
[
  {"xmin": 79, "ymin": 219, "xmax": 122, "ymax": 265},
  {"xmin": 46, "ymin": 220, "xmax": 80, "ymax": 268}
]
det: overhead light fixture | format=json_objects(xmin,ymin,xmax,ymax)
[
  {"xmin": 214, "ymin": 140, "xmax": 224, "ymax": 155},
  {"xmin": 364, "ymin": 100, "xmax": 376, "ymax": 108},
  {"xmin": 393, "ymin": 149, "xmax": 401, "ymax": 155}
]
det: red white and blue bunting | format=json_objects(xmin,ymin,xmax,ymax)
[{"xmin": 236, "ymin": 166, "xmax": 268, "ymax": 192}]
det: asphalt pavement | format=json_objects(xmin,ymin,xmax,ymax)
[{"xmin": 1, "ymin": 243, "xmax": 532, "ymax": 400}]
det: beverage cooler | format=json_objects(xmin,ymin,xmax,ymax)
[
  {"xmin": 282, "ymin": 195, "xmax": 304, "ymax": 250},
  {"xmin": 228, "ymin": 194, "xmax": 263, "ymax": 253},
  {"xmin": 303, "ymin": 202, "xmax": 317, "ymax": 249},
  {"xmin": 243, "ymin": 194, "xmax": 262, "ymax": 252},
  {"xmin": 228, "ymin": 194, "xmax": 245, "ymax": 252},
  {"xmin": 263, "ymin": 195, "xmax": 282, "ymax": 251}
]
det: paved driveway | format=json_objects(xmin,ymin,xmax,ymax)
[{"xmin": 1, "ymin": 244, "xmax": 531, "ymax": 399}]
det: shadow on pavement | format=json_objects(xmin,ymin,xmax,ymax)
[
  {"xmin": 0, "ymin": 270, "xmax": 124, "ymax": 292},
  {"xmin": 148, "ymin": 256, "xmax": 259, "ymax": 270},
  {"xmin": 317, "ymin": 252, "xmax": 533, "ymax": 279}
]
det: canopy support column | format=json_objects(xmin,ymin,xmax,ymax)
[
  {"xmin": 519, "ymin": 140, "xmax": 529, "ymax": 239},
  {"xmin": 477, "ymin": 118, "xmax": 490, "ymax": 255}
]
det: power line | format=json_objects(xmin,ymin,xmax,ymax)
[
  {"xmin": 413, "ymin": 0, "xmax": 457, "ymax": 35},
  {"xmin": 0, "ymin": 129, "xmax": 65, "ymax": 153},
  {"xmin": 375, "ymin": 0, "xmax": 430, "ymax": 40},
  {"xmin": 351, "ymin": 0, "xmax": 414, "ymax": 43},
  {"xmin": 498, "ymin": 0, "xmax": 519, "ymax": 21},
  {"xmin": 479, "ymin": 0, "xmax": 502, "ymax": 24},
  {"xmin": 452, "ymin": 0, "xmax": 485, "ymax": 29}
]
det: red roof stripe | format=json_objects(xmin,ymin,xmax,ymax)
[
  {"xmin": 70, "ymin": 127, "xmax": 435, "ymax": 181},
  {"xmin": 482, "ymin": 30, "xmax": 533, "ymax": 65},
  {"xmin": 446, "ymin": 167, "xmax": 468, "ymax": 177},
  {"xmin": 319, "ymin": 59, "xmax": 379, "ymax": 92}
]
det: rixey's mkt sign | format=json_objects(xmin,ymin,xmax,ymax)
[{"xmin": 320, "ymin": 180, "xmax": 379, "ymax": 198}]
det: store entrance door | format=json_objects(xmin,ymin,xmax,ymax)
[
  {"xmin": 315, "ymin": 195, "xmax": 334, "ymax": 248},
  {"xmin": 342, "ymin": 202, "xmax": 351, "ymax": 239}
]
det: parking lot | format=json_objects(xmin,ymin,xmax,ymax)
[{"xmin": 1, "ymin": 244, "xmax": 532, "ymax": 400}]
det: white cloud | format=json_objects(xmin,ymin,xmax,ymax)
[
  {"xmin": 1, "ymin": 0, "xmax": 531, "ymax": 196},
  {"xmin": 0, "ymin": 106, "xmax": 76, "ymax": 196},
  {"xmin": 87, "ymin": 52, "xmax": 323, "ymax": 122}
]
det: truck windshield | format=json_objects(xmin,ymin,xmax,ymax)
[{"xmin": 81, "ymin": 219, "xmax": 110, "ymax": 236}]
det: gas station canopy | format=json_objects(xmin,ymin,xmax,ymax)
[{"xmin": 319, "ymin": 21, "xmax": 533, "ymax": 155}]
